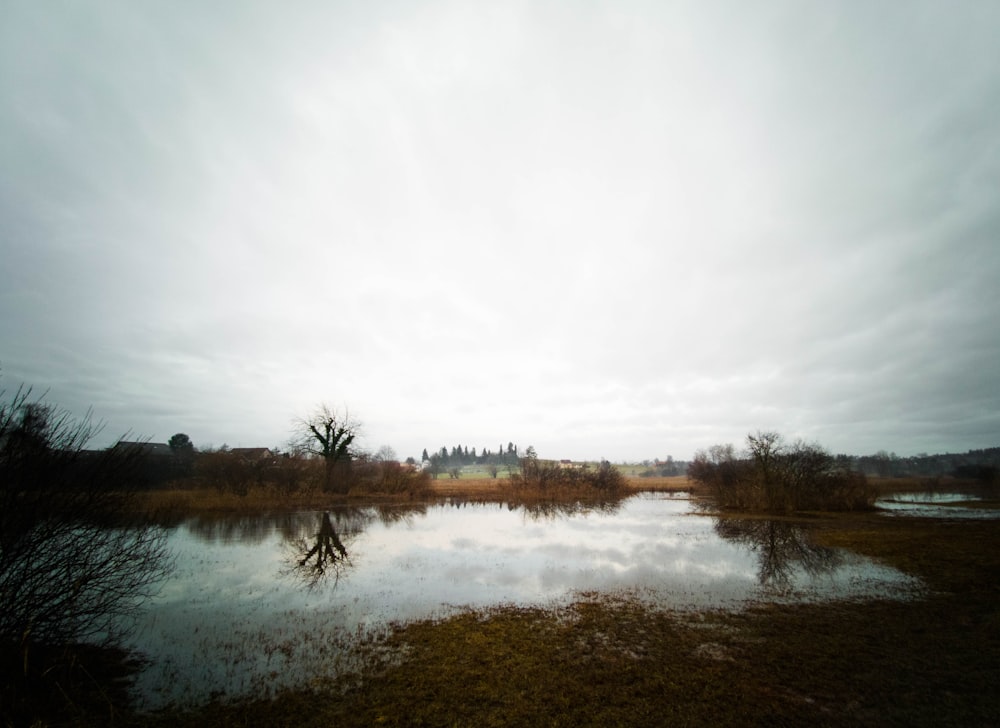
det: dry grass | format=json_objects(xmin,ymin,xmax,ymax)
[
  {"xmin": 625, "ymin": 474, "xmax": 693, "ymax": 493},
  {"xmin": 138, "ymin": 476, "xmax": 696, "ymax": 519},
  {"xmin": 429, "ymin": 475, "xmax": 693, "ymax": 498},
  {"xmin": 426, "ymin": 476, "xmax": 510, "ymax": 498},
  {"xmin": 138, "ymin": 485, "xmax": 431, "ymax": 521}
]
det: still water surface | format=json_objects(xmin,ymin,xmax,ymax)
[
  {"xmin": 876, "ymin": 491, "xmax": 999, "ymax": 519},
  {"xmin": 129, "ymin": 493, "xmax": 921, "ymax": 708}
]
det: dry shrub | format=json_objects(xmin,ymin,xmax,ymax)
[
  {"xmin": 0, "ymin": 386, "xmax": 171, "ymax": 683},
  {"xmin": 194, "ymin": 450, "xmax": 252, "ymax": 496},
  {"xmin": 511, "ymin": 458, "xmax": 626, "ymax": 500},
  {"xmin": 690, "ymin": 432, "xmax": 877, "ymax": 513},
  {"xmin": 348, "ymin": 459, "xmax": 434, "ymax": 498}
]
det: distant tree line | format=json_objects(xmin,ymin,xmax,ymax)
[
  {"xmin": 636, "ymin": 456, "xmax": 687, "ymax": 477},
  {"xmin": 420, "ymin": 442, "xmax": 522, "ymax": 467},
  {"xmin": 638, "ymin": 448, "xmax": 1000, "ymax": 482},
  {"xmin": 83, "ymin": 420, "xmax": 1000, "ymax": 493},
  {"xmin": 75, "ymin": 403, "xmax": 434, "ymax": 498},
  {"xmin": 843, "ymin": 447, "xmax": 1000, "ymax": 481}
]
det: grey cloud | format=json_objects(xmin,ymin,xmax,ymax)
[{"xmin": 2, "ymin": 1, "xmax": 998, "ymax": 460}]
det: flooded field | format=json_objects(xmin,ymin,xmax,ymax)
[
  {"xmin": 876, "ymin": 489, "xmax": 1000, "ymax": 519},
  {"xmin": 126, "ymin": 493, "xmax": 924, "ymax": 709}
]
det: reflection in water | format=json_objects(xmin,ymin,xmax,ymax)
[
  {"xmin": 713, "ymin": 518, "xmax": 841, "ymax": 586},
  {"xmin": 185, "ymin": 513, "xmax": 281, "ymax": 544},
  {"xmin": 373, "ymin": 502, "xmax": 427, "ymax": 526},
  {"xmin": 517, "ymin": 498, "xmax": 624, "ymax": 521},
  {"xmin": 128, "ymin": 495, "xmax": 922, "ymax": 710},
  {"xmin": 287, "ymin": 512, "xmax": 351, "ymax": 587},
  {"xmin": 877, "ymin": 488, "xmax": 1000, "ymax": 519}
]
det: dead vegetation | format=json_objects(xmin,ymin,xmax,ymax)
[{"xmin": 689, "ymin": 432, "xmax": 878, "ymax": 513}]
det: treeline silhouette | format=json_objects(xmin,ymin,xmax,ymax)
[
  {"xmin": 841, "ymin": 447, "xmax": 1000, "ymax": 481},
  {"xmin": 88, "ymin": 438, "xmax": 1000, "ymax": 491},
  {"xmin": 421, "ymin": 442, "xmax": 522, "ymax": 466}
]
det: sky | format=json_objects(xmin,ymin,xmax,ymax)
[{"xmin": 2, "ymin": 1, "xmax": 999, "ymax": 462}]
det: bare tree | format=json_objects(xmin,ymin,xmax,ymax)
[
  {"xmin": 287, "ymin": 512, "xmax": 351, "ymax": 588},
  {"xmin": 690, "ymin": 432, "xmax": 875, "ymax": 512},
  {"xmin": 0, "ymin": 385, "xmax": 172, "ymax": 667},
  {"xmin": 294, "ymin": 404, "xmax": 361, "ymax": 493}
]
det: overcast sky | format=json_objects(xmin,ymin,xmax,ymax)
[{"xmin": 2, "ymin": 1, "xmax": 998, "ymax": 462}]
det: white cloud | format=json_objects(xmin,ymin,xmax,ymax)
[{"xmin": 2, "ymin": 1, "xmax": 999, "ymax": 460}]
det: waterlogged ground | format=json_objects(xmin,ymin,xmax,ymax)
[
  {"xmin": 876, "ymin": 489, "xmax": 1000, "ymax": 518},
  {"xmin": 128, "ymin": 493, "xmax": 922, "ymax": 709}
]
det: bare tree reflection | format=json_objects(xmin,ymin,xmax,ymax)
[
  {"xmin": 285, "ymin": 511, "xmax": 353, "ymax": 588},
  {"xmin": 184, "ymin": 512, "xmax": 329, "ymax": 545},
  {"xmin": 510, "ymin": 497, "xmax": 626, "ymax": 521},
  {"xmin": 714, "ymin": 518, "xmax": 842, "ymax": 586},
  {"xmin": 374, "ymin": 503, "xmax": 426, "ymax": 527}
]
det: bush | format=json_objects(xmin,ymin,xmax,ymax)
[
  {"xmin": 347, "ymin": 458, "xmax": 433, "ymax": 497},
  {"xmin": 265, "ymin": 454, "xmax": 312, "ymax": 496},
  {"xmin": 0, "ymin": 387, "xmax": 172, "ymax": 663},
  {"xmin": 513, "ymin": 453, "xmax": 626, "ymax": 496},
  {"xmin": 689, "ymin": 432, "xmax": 876, "ymax": 513},
  {"xmin": 194, "ymin": 449, "xmax": 253, "ymax": 496}
]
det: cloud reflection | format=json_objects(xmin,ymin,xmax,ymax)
[{"xmin": 713, "ymin": 518, "xmax": 842, "ymax": 587}]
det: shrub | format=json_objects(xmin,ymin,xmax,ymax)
[
  {"xmin": 0, "ymin": 387, "xmax": 172, "ymax": 664},
  {"xmin": 689, "ymin": 432, "xmax": 876, "ymax": 513},
  {"xmin": 265, "ymin": 454, "xmax": 312, "ymax": 496},
  {"xmin": 348, "ymin": 458, "xmax": 433, "ymax": 497},
  {"xmin": 513, "ymin": 452, "xmax": 626, "ymax": 496},
  {"xmin": 194, "ymin": 449, "xmax": 252, "ymax": 496}
]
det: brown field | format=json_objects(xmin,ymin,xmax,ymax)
[
  {"xmin": 138, "ymin": 475, "xmax": 698, "ymax": 518},
  {"xmin": 429, "ymin": 474, "xmax": 693, "ymax": 498}
]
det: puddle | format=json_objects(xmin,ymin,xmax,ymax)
[{"xmin": 127, "ymin": 494, "xmax": 922, "ymax": 709}]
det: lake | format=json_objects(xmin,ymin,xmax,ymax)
[{"xmin": 127, "ymin": 493, "xmax": 922, "ymax": 709}]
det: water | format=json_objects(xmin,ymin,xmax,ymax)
[
  {"xmin": 128, "ymin": 493, "xmax": 921, "ymax": 709},
  {"xmin": 877, "ymin": 490, "xmax": 1000, "ymax": 519}
]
